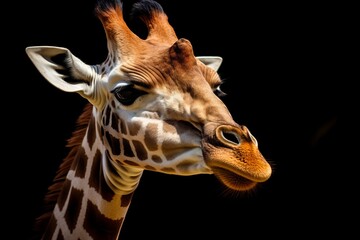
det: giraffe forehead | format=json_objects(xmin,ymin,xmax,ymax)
[
  {"xmin": 103, "ymin": 40, "xmax": 219, "ymax": 90},
  {"xmin": 105, "ymin": 61, "xmax": 218, "ymax": 101}
]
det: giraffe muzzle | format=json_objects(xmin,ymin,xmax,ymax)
[{"xmin": 202, "ymin": 123, "xmax": 272, "ymax": 191}]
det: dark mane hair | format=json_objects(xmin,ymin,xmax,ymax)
[{"xmin": 31, "ymin": 103, "xmax": 93, "ymax": 240}]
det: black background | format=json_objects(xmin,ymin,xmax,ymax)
[{"xmin": 5, "ymin": 0, "xmax": 344, "ymax": 239}]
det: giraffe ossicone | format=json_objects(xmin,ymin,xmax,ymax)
[{"xmin": 26, "ymin": 0, "xmax": 272, "ymax": 239}]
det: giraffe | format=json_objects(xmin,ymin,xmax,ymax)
[{"xmin": 26, "ymin": 0, "xmax": 272, "ymax": 239}]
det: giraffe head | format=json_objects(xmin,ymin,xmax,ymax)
[{"xmin": 26, "ymin": 0, "xmax": 271, "ymax": 191}]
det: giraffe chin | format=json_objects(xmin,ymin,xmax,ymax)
[{"xmin": 211, "ymin": 167, "xmax": 258, "ymax": 191}]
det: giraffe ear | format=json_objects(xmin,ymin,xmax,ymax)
[
  {"xmin": 25, "ymin": 46, "xmax": 95, "ymax": 95},
  {"xmin": 196, "ymin": 56, "xmax": 223, "ymax": 71}
]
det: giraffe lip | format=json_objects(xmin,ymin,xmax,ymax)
[
  {"xmin": 211, "ymin": 167, "xmax": 258, "ymax": 191},
  {"xmin": 206, "ymin": 156, "xmax": 271, "ymax": 183}
]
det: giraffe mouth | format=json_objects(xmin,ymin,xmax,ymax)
[{"xmin": 211, "ymin": 167, "xmax": 257, "ymax": 191}]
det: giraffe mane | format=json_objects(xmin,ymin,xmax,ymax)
[{"xmin": 31, "ymin": 103, "xmax": 93, "ymax": 239}]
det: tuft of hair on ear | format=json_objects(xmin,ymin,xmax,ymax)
[
  {"xmin": 95, "ymin": 0, "xmax": 123, "ymax": 16},
  {"xmin": 130, "ymin": 0, "xmax": 164, "ymax": 22}
]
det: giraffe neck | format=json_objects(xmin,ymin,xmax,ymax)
[{"xmin": 40, "ymin": 104, "xmax": 144, "ymax": 240}]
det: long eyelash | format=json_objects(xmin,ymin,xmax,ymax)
[
  {"xmin": 110, "ymin": 83, "xmax": 134, "ymax": 93},
  {"xmin": 214, "ymin": 79, "xmax": 227, "ymax": 97},
  {"xmin": 215, "ymin": 88, "xmax": 227, "ymax": 97}
]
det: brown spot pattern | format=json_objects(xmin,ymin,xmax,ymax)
[
  {"xmin": 64, "ymin": 187, "xmax": 83, "ymax": 232},
  {"xmin": 163, "ymin": 120, "xmax": 177, "ymax": 134},
  {"xmin": 111, "ymin": 112, "xmax": 119, "ymax": 132},
  {"xmin": 100, "ymin": 125, "xmax": 105, "ymax": 140},
  {"xmin": 123, "ymin": 160, "xmax": 140, "ymax": 167},
  {"xmin": 57, "ymin": 179, "xmax": 71, "ymax": 211},
  {"xmin": 123, "ymin": 138, "xmax": 135, "ymax": 157},
  {"xmin": 83, "ymin": 200, "xmax": 122, "ymax": 240},
  {"xmin": 132, "ymin": 140, "xmax": 148, "ymax": 160},
  {"xmin": 120, "ymin": 117, "xmax": 127, "ymax": 135},
  {"xmin": 151, "ymin": 155, "xmax": 162, "ymax": 163},
  {"xmin": 89, "ymin": 149, "xmax": 115, "ymax": 202},
  {"xmin": 56, "ymin": 231, "xmax": 64, "ymax": 240},
  {"xmin": 98, "ymin": 122, "xmax": 104, "ymax": 145},
  {"xmin": 104, "ymin": 105, "xmax": 111, "ymax": 126},
  {"xmin": 128, "ymin": 121, "xmax": 140, "ymax": 136},
  {"xmin": 160, "ymin": 167, "xmax": 176, "ymax": 173},
  {"xmin": 161, "ymin": 147, "xmax": 179, "ymax": 161},
  {"xmin": 87, "ymin": 116, "xmax": 97, "ymax": 150},
  {"xmin": 105, "ymin": 131, "xmax": 121, "ymax": 156},
  {"xmin": 144, "ymin": 165, "xmax": 156, "ymax": 171},
  {"xmin": 144, "ymin": 123, "xmax": 158, "ymax": 151},
  {"xmin": 120, "ymin": 193, "xmax": 134, "ymax": 207},
  {"xmin": 74, "ymin": 147, "xmax": 87, "ymax": 178},
  {"xmin": 176, "ymin": 160, "xmax": 197, "ymax": 171}
]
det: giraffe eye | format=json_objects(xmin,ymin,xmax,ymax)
[
  {"xmin": 112, "ymin": 84, "xmax": 147, "ymax": 106},
  {"xmin": 213, "ymin": 85, "xmax": 227, "ymax": 97}
]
